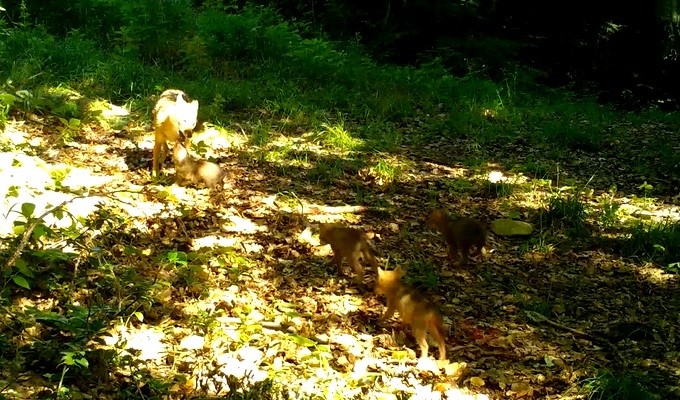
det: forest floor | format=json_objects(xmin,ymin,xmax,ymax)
[{"xmin": 1, "ymin": 99, "xmax": 679, "ymax": 400}]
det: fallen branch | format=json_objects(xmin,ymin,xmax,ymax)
[
  {"xmin": 3, "ymin": 189, "xmax": 147, "ymax": 270},
  {"xmin": 525, "ymin": 311, "xmax": 620, "ymax": 359},
  {"xmin": 219, "ymin": 317, "xmax": 329, "ymax": 344},
  {"xmin": 308, "ymin": 205, "xmax": 389, "ymax": 214},
  {"xmin": 4, "ymin": 195, "xmax": 90, "ymax": 270}
]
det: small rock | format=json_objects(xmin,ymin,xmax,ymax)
[{"xmin": 490, "ymin": 219, "xmax": 533, "ymax": 236}]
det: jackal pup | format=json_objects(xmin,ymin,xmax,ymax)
[
  {"xmin": 318, "ymin": 223, "xmax": 380, "ymax": 286},
  {"xmin": 427, "ymin": 209, "xmax": 486, "ymax": 266},
  {"xmin": 172, "ymin": 136, "xmax": 225, "ymax": 189},
  {"xmin": 152, "ymin": 89, "xmax": 199, "ymax": 177},
  {"xmin": 375, "ymin": 266, "xmax": 447, "ymax": 360}
]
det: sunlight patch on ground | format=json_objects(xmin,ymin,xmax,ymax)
[
  {"xmin": 246, "ymin": 131, "xmax": 364, "ymax": 169},
  {"xmin": 319, "ymin": 293, "xmax": 362, "ymax": 315},
  {"xmin": 472, "ymin": 169, "xmax": 530, "ymax": 185},
  {"xmin": 216, "ymin": 348, "xmax": 269, "ymax": 384},
  {"xmin": 298, "ymin": 225, "xmax": 320, "ymax": 246},
  {"xmin": 0, "ymin": 152, "xmax": 53, "ymax": 188},
  {"xmin": 85, "ymin": 99, "xmax": 130, "ymax": 131},
  {"xmin": 223, "ymin": 214, "xmax": 267, "ymax": 234},
  {"xmin": 192, "ymin": 234, "xmax": 241, "ymax": 250},
  {"xmin": 191, "ymin": 124, "xmax": 248, "ymax": 157},
  {"xmin": 1, "ymin": 191, "xmax": 104, "ymax": 237},
  {"xmin": 256, "ymin": 133, "xmax": 322, "ymax": 168},
  {"xmin": 314, "ymin": 242, "xmax": 334, "ymax": 257},
  {"xmin": 487, "ymin": 170, "xmax": 506, "ymax": 183},
  {"xmin": 156, "ymin": 184, "xmax": 214, "ymax": 206},
  {"xmin": 316, "ymin": 122, "xmax": 365, "ymax": 151},
  {"xmin": 182, "ymin": 286, "xmax": 272, "ymax": 321},
  {"xmin": 87, "ymin": 100, "xmax": 130, "ymax": 119},
  {"xmin": 360, "ymin": 155, "xmax": 411, "ymax": 186},
  {"xmin": 253, "ymin": 131, "xmax": 413, "ymax": 188},
  {"xmin": 2, "ymin": 122, "xmax": 42, "ymax": 147},
  {"xmin": 113, "ymin": 189, "xmax": 169, "ymax": 220},
  {"xmin": 328, "ymin": 332, "xmax": 371, "ymax": 357},
  {"xmin": 60, "ymin": 165, "xmax": 115, "ymax": 188},
  {"xmin": 134, "ymin": 133, "xmax": 156, "ymax": 152},
  {"xmin": 0, "ymin": 150, "xmax": 141, "ymax": 237},
  {"xmin": 106, "ymin": 325, "xmax": 167, "ymax": 362},
  {"xmin": 408, "ymin": 162, "xmax": 469, "ymax": 182},
  {"xmin": 45, "ymin": 85, "xmax": 82, "ymax": 101},
  {"xmin": 618, "ymin": 198, "xmax": 680, "ymax": 223},
  {"xmin": 637, "ymin": 263, "xmax": 679, "ymax": 284}
]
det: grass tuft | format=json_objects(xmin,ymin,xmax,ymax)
[
  {"xmin": 582, "ymin": 371, "xmax": 656, "ymax": 400},
  {"xmin": 624, "ymin": 221, "xmax": 680, "ymax": 268},
  {"xmin": 317, "ymin": 122, "xmax": 363, "ymax": 151},
  {"xmin": 542, "ymin": 193, "xmax": 589, "ymax": 237}
]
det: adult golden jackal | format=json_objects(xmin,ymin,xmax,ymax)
[{"xmin": 151, "ymin": 89, "xmax": 199, "ymax": 177}]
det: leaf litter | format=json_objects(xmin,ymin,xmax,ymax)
[{"xmin": 0, "ymin": 113, "xmax": 679, "ymax": 399}]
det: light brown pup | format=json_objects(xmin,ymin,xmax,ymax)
[
  {"xmin": 152, "ymin": 89, "xmax": 199, "ymax": 177},
  {"xmin": 427, "ymin": 209, "xmax": 486, "ymax": 266},
  {"xmin": 318, "ymin": 223, "xmax": 380, "ymax": 286},
  {"xmin": 172, "ymin": 139, "xmax": 226, "ymax": 189},
  {"xmin": 375, "ymin": 266, "xmax": 447, "ymax": 360}
]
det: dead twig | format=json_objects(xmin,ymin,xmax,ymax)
[
  {"xmin": 525, "ymin": 311, "xmax": 621, "ymax": 360},
  {"xmin": 3, "ymin": 188, "xmax": 149, "ymax": 270},
  {"xmin": 219, "ymin": 317, "xmax": 329, "ymax": 344}
]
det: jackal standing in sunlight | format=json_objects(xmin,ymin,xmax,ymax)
[
  {"xmin": 318, "ymin": 223, "xmax": 380, "ymax": 286},
  {"xmin": 375, "ymin": 266, "xmax": 447, "ymax": 360},
  {"xmin": 151, "ymin": 89, "xmax": 199, "ymax": 177}
]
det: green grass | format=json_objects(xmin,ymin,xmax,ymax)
[
  {"xmin": 480, "ymin": 181, "xmax": 514, "ymax": 198},
  {"xmin": 2, "ymin": 0, "xmax": 660, "ymax": 159},
  {"xmin": 404, "ymin": 258, "xmax": 440, "ymax": 291},
  {"xmin": 316, "ymin": 122, "xmax": 363, "ymax": 151},
  {"xmin": 599, "ymin": 199, "xmax": 621, "ymax": 229},
  {"xmin": 582, "ymin": 371, "xmax": 656, "ymax": 400},
  {"xmin": 515, "ymin": 158, "xmax": 552, "ymax": 178},
  {"xmin": 624, "ymin": 221, "xmax": 680, "ymax": 268},
  {"xmin": 542, "ymin": 193, "xmax": 589, "ymax": 237}
]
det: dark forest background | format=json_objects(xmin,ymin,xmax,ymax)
[
  {"xmin": 3, "ymin": 0, "xmax": 679, "ymax": 110},
  {"xmin": 241, "ymin": 0, "xmax": 680, "ymax": 110}
]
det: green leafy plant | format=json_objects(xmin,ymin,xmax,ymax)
[
  {"xmin": 600, "ymin": 199, "xmax": 620, "ymax": 229},
  {"xmin": 624, "ymin": 221, "xmax": 680, "ymax": 267},
  {"xmin": 6, "ymin": 257, "xmax": 33, "ymax": 289},
  {"xmin": 481, "ymin": 181, "xmax": 514, "ymax": 198},
  {"xmin": 0, "ymin": 89, "xmax": 17, "ymax": 128},
  {"xmin": 405, "ymin": 258, "xmax": 439, "ymax": 291},
  {"xmin": 582, "ymin": 371, "xmax": 656, "ymax": 400},
  {"xmin": 57, "ymin": 350, "xmax": 89, "ymax": 397},
  {"xmin": 58, "ymin": 117, "xmax": 81, "ymax": 143},
  {"xmin": 637, "ymin": 181, "xmax": 654, "ymax": 199},
  {"xmin": 289, "ymin": 333, "xmax": 332, "ymax": 369}
]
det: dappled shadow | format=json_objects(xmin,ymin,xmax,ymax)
[
  {"xmin": 217, "ymin": 140, "xmax": 680, "ymax": 395},
  {"xmin": 3, "ymin": 108, "xmax": 680, "ymax": 399}
]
